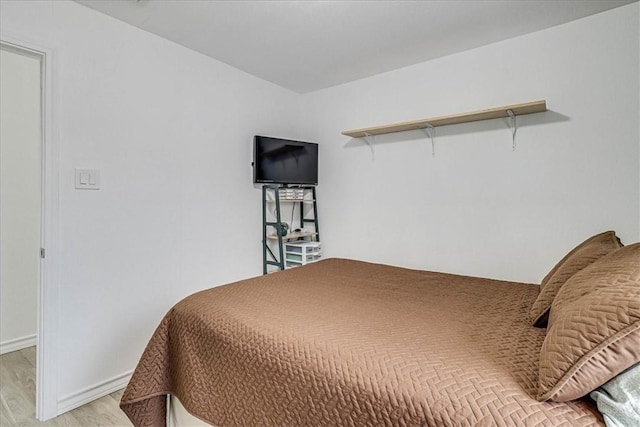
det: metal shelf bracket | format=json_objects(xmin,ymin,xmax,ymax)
[
  {"xmin": 421, "ymin": 123, "xmax": 436, "ymax": 156},
  {"xmin": 363, "ymin": 132, "xmax": 375, "ymax": 160},
  {"xmin": 507, "ymin": 109, "xmax": 517, "ymax": 150}
]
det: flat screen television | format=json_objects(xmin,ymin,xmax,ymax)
[{"xmin": 253, "ymin": 135, "xmax": 318, "ymax": 185}]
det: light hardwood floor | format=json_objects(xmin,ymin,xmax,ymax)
[{"xmin": 0, "ymin": 347, "xmax": 132, "ymax": 426}]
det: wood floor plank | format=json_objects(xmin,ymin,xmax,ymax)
[
  {"xmin": 0, "ymin": 350, "xmax": 37, "ymax": 423},
  {"xmin": 62, "ymin": 393, "xmax": 133, "ymax": 426},
  {"xmin": 20, "ymin": 347, "xmax": 37, "ymax": 367},
  {"xmin": 1, "ymin": 391, "xmax": 18, "ymax": 426},
  {"xmin": 0, "ymin": 346, "xmax": 132, "ymax": 426}
]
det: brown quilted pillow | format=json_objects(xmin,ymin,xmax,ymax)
[
  {"xmin": 530, "ymin": 231, "xmax": 622, "ymax": 327},
  {"xmin": 537, "ymin": 243, "xmax": 640, "ymax": 402}
]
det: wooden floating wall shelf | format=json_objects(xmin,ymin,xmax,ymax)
[{"xmin": 341, "ymin": 100, "xmax": 547, "ymax": 138}]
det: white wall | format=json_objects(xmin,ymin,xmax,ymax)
[
  {"xmin": 1, "ymin": 0, "xmax": 302, "ymax": 411},
  {"xmin": 302, "ymin": 2, "xmax": 640, "ymax": 283},
  {"xmin": 1, "ymin": 0, "xmax": 638, "ymax": 417},
  {"xmin": 0, "ymin": 47, "xmax": 41, "ymax": 353}
]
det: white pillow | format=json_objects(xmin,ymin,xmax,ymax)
[{"xmin": 590, "ymin": 363, "xmax": 640, "ymax": 427}]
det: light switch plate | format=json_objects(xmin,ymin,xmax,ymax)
[{"xmin": 75, "ymin": 168, "xmax": 100, "ymax": 190}]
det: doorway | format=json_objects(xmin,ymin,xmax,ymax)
[
  {"xmin": 0, "ymin": 39, "xmax": 55, "ymax": 421},
  {"xmin": 0, "ymin": 44, "xmax": 41, "ymax": 356}
]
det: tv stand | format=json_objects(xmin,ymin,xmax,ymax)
[{"xmin": 262, "ymin": 184, "xmax": 320, "ymax": 274}]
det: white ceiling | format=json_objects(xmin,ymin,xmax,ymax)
[{"xmin": 75, "ymin": 0, "xmax": 635, "ymax": 93}]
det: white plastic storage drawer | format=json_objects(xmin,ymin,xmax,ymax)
[{"xmin": 285, "ymin": 241, "xmax": 322, "ymax": 268}]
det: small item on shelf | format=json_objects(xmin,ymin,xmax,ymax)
[
  {"xmin": 279, "ymin": 188, "xmax": 305, "ymax": 201},
  {"xmin": 277, "ymin": 222, "xmax": 289, "ymax": 236}
]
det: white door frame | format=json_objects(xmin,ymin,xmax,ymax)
[{"xmin": 0, "ymin": 36, "xmax": 60, "ymax": 421}]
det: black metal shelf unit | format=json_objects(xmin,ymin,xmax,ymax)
[{"xmin": 262, "ymin": 184, "xmax": 319, "ymax": 274}]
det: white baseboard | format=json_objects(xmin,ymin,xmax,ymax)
[
  {"xmin": 57, "ymin": 370, "xmax": 133, "ymax": 416},
  {"xmin": 0, "ymin": 334, "xmax": 37, "ymax": 355}
]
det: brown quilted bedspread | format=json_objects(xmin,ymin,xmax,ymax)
[{"xmin": 120, "ymin": 258, "xmax": 603, "ymax": 426}]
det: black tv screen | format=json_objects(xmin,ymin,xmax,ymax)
[{"xmin": 253, "ymin": 136, "xmax": 318, "ymax": 185}]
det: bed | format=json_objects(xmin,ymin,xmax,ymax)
[{"xmin": 120, "ymin": 233, "xmax": 640, "ymax": 427}]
